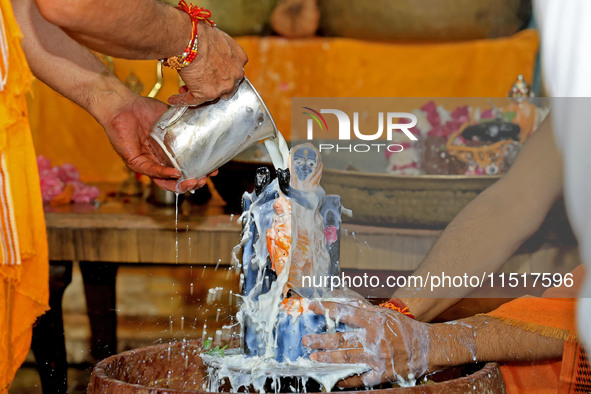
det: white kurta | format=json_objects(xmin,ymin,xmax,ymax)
[{"xmin": 535, "ymin": 0, "xmax": 591, "ymax": 348}]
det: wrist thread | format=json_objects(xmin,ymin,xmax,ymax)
[
  {"xmin": 380, "ymin": 298, "xmax": 415, "ymax": 319},
  {"xmin": 161, "ymin": 0, "xmax": 215, "ymax": 70}
]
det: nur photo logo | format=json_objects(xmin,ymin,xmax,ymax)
[{"xmin": 302, "ymin": 107, "xmax": 418, "ymax": 153}]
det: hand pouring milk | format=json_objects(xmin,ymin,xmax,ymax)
[{"xmin": 150, "ymin": 77, "xmax": 288, "ymax": 181}]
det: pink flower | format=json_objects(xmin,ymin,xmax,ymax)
[
  {"xmin": 39, "ymin": 172, "xmax": 64, "ymax": 203},
  {"xmin": 421, "ymin": 101, "xmax": 440, "ymax": 127},
  {"xmin": 465, "ymin": 164, "xmax": 485, "ymax": 175},
  {"xmin": 481, "ymin": 108, "xmax": 494, "ymax": 119},
  {"xmin": 427, "ymin": 125, "xmax": 445, "ymax": 137},
  {"xmin": 56, "ymin": 163, "xmax": 79, "ymax": 183},
  {"xmin": 37, "ymin": 155, "xmax": 52, "ymax": 173},
  {"xmin": 70, "ymin": 181, "xmax": 100, "ymax": 204},
  {"xmin": 428, "ymin": 105, "xmax": 471, "ymax": 138},
  {"xmin": 37, "ymin": 156, "xmax": 98, "ymax": 204},
  {"xmin": 451, "ymin": 106, "xmax": 470, "ymax": 123}
]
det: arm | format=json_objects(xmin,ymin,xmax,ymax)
[
  {"xmin": 34, "ymin": 0, "xmax": 247, "ymax": 105},
  {"xmin": 394, "ymin": 119, "xmax": 564, "ymax": 322},
  {"xmin": 429, "ymin": 314, "xmax": 564, "ymax": 369},
  {"xmin": 35, "ymin": 0, "xmax": 189, "ymax": 59},
  {"xmin": 13, "ymin": 0, "xmax": 202, "ymax": 191},
  {"xmin": 303, "ymin": 301, "xmax": 564, "ymax": 387}
]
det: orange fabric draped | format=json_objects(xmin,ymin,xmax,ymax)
[
  {"xmin": 485, "ymin": 266, "xmax": 589, "ymax": 393},
  {"xmin": 0, "ymin": 0, "xmax": 49, "ymax": 391},
  {"xmin": 28, "ymin": 30, "xmax": 539, "ymax": 183},
  {"xmin": 488, "ymin": 297, "xmax": 577, "ymax": 343}
]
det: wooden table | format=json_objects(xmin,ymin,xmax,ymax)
[
  {"xmin": 45, "ymin": 190, "xmax": 243, "ymax": 266},
  {"xmin": 45, "ymin": 195, "xmax": 447, "ymax": 271},
  {"xmin": 45, "ymin": 186, "xmax": 580, "ymax": 272}
]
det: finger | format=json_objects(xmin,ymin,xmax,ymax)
[
  {"xmin": 178, "ymin": 85, "xmax": 189, "ymax": 94},
  {"xmin": 177, "ymin": 178, "xmax": 207, "ymax": 193},
  {"xmin": 310, "ymin": 349, "xmax": 368, "ymax": 364},
  {"xmin": 130, "ymin": 157, "xmax": 181, "ymax": 179},
  {"xmin": 219, "ymin": 79, "xmax": 242, "ymax": 100},
  {"xmin": 153, "ymin": 178, "xmax": 203, "ymax": 193},
  {"xmin": 191, "ymin": 177, "xmax": 208, "ymax": 190},
  {"xmin": 302, "ymin": 331, "xmax": 363, "ymax": 350},
  {"xmin": 167, "ymin": 92, "xmax": 210, "ymax": 106},
  {"xmin": 208, "ymin": 169, "xmax": 218, "ymax": 177},
  {"xmin": 309, "ymin": 301, "xmax": 377, "ymax": 329},
  {"xmin": 153, "ymin": 178, "xmax": 181, "ymax": 192}
]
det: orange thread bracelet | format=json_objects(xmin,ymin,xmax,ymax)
[
  {"xmin": 379, "ymin": 298, "xmax": 415, "ymax": 319},
  {"xmin": 161, "ymin": 0, "xmax": 215, "ymax": 70}
]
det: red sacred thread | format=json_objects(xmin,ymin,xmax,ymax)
[
  {"xmin": 161, "ymin": 1, "xmax": 215, "ymax": 69},
  {"xmin": 379, "ymin": 298, "xmax": 415, "ymax": 319}
]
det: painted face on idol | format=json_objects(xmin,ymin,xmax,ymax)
[{"xmin": 293, "ymin": 147, "xmax": 317, "ymax": 182}]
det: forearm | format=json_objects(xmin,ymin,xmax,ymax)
[
  {"xmin": 34, "ymin": 0, "xmax": 190, "ymax": 59},
  {"xmin": 14, "ymin": 0, "xmax": 134, "ymax": 125},
  {"xmin": 395, "ymin": 121, "xmax": 563, "ymax": 321},
  {"xmin": 397, "ymin": 184, "xmax": 535, "ymax": 321},
  {"xmin": 429, "ymin": 315, "xmax": 564, "ymax": 370}
]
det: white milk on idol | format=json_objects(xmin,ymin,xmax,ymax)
[{"xmin": 202, "ymin": 132, "xmax": 370, "ymax": 393}]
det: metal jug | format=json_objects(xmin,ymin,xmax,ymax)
[{"xmin": 149, "ymin": 77, "xmax": 278, "ymax": 180}]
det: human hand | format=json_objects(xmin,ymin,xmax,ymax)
[
  {"xmin": 100, "ymin": 93, "xmax": 211, "ymax": 192},
  {"xmin": 168, "ymin": 23, "xmax": 248, "ymax": 106},
  {"xmin": 302, "ymin": 301, "xmax": 435, "ymax": 387}
]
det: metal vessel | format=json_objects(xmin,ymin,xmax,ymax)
[{"xmin": 150, "ymin": 77, "xmax": 279, "ymax": 181}]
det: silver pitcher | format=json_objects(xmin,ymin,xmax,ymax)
[{"xmin": 149, "ymin": 77, "xmax": 278, "ymax": 180}]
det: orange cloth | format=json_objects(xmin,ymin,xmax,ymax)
[
  {"xmin": 487, "ymin": 297, "xmax": 575, "ymax": 393},
  {"xmin": 29, "ymin": 30, "xmax": 539, "ymax": 183},
  {"xmin": 0, "ymin": 0, "xmax": 49, "ymax": 391},
  {"xmin": 500, "ymin": 359, "xmax": 563, "ymax": 393},
  {"xmin": 488, "ymin": 297, "xmax": 577, "ymax": 343},
  {"xmin": 559, "ymin": 341, "xmax": 591, "ymax": 394},
  {"xmin": 485, "ymin": 266, "xmax": 588, "ymax": 393}
]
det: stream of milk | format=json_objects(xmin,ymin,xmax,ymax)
[{"xmin": 264, "ymin": 131, "xmax": 290, "ymax": 170}]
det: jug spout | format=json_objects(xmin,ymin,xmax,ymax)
[{"xmin": 149, "ymin": 77, "xmax": 278, "ymax": 180}]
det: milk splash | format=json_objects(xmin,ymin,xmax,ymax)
[{"xmin": 203, "ymin": 140, "xmax": 369, "ymax": 392}]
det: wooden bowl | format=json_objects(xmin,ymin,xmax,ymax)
[{"xmin": 88, "ymin": 339, "xmax": 506, "ymax": 393}]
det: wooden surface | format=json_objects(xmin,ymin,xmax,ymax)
[
  {"xmin": 45, "ymin": 184, "xmax": 241, "ymax": 265},
  {"xmin": 45, "ymin": 183, "xmax": 580, "ymax": 272}
]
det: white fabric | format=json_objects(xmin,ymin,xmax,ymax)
[
  {"xmin": 535, "ymin": 0, "xmax": 591, "ymax": 349},
  {"xmin": 0, "ymin": 8, "xmax": 9, "ymax": 91},
  {"xmin": 534, "ymin": 0, "xmax": 591, "ymax": 98}
]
